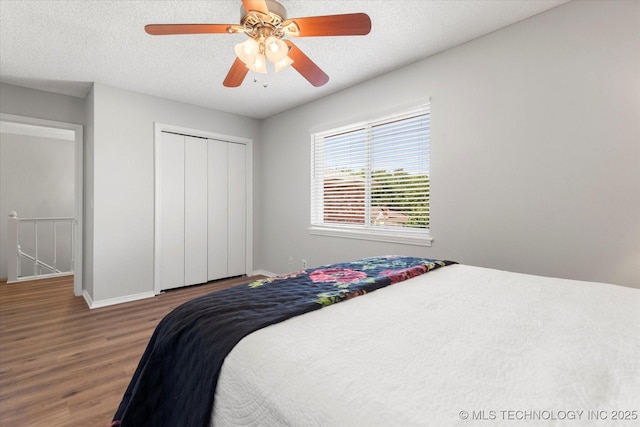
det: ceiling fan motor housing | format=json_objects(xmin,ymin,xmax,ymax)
[{"xmin": 240, "ymin": 0, "xmax": 288, "ymax": 38}]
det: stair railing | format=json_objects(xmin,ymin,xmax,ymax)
[{"xmin": 7, "ymin": 211, "xmax": 75, "ymax": 282}]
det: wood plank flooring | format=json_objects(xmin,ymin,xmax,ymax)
[{"xmin": 0, "ymin": 274, "xmax": 263, "ymax": 426}]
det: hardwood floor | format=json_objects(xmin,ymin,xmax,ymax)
[{"xmin": 0, "ymin": 274, "xmax": 263, "ymax": 426}]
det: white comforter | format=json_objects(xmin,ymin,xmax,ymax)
[{"xmin": 212, "ymin": 264, "xmax": 640, "ymax": 426}]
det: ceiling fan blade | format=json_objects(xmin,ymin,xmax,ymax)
[
  {"xmin": 283, "ymin": 13, "xmax": 371, "ymax": 37},
  {"xmin": 145, "ymin": 24, "xmax": 232, "ymax": 35},
  {"xmin": 223, "ymin": 57, "xmax": 250, "ymax": 87},
  {"xmin": 285, "ymin": 41, "xmax": 329, "ymax": 87},
  {"xmin": 241, "ymin": 0, "xmax": 270, "ymax": 15}
]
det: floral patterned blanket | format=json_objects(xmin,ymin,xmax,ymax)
[{"xmin": 112, "ymin": 256, "xmax": 456, "ymax": 427}]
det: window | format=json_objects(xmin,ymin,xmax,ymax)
[{"xmin": 310, "ymin": 104, "xmax": 432, "ymax": 246}]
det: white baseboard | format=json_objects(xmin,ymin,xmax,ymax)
[
  {"xmin": 83, "ymin": 289, "xmax": 155, "ymax": 309},
  {"xmin": 252, "ymin": 269, "xmax": 277, "ymax": 278}
]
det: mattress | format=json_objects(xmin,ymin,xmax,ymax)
[{"xmin": 211, "ymin": 264, "xmax": 640, "ymax": 426}]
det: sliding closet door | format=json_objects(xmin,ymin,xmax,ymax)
[
  {"xmin": 184, "ymin": 136, "xmax": 208, "ymax": 286},
  {"xmin": 158, "ymin": 132, "xmax": 185, "ymax": 290},
  {"xmin": 227, "ymin": 142, "xmax": 246, "ymax": 277},
  {"xmin": 156, "ymin": 128, "xmax": 248, "ymax": 292},
  {"xmin": 207, "ymin": 139, "xmax": 228, "ymax": 281}
]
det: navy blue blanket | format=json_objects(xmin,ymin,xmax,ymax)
[{"xmin": 112, "ymin": 256, "xmax": 455, "ymax": 427}]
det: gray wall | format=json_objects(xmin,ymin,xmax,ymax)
[
  {"xmin": 0, "ymin": 83, "xmax": 85, "ymax": 125},
  {"xmin": 1, "ymin": 0, "xmax": 638, "ymax": 298},
  {"xmin": 86, "ymin": 83, "xmax": 261, "ymax": 303},
  {"xmin": 84, "ymin": 87, "xmax": 95, "ymax": 298},
  {"xmin": 0, "ymin": 132, "xmax": 75, "ymax": 278},
  {"xmin": 0, "ymin": 83, "xmax": 84, "ymax": 280},
  {"xmin": 256, "ymin": 0, "xmax": 640, "ymax": 287},
  {"xmin": 1, "ymin": 82, "xmax": 261, "ymax": 304}
]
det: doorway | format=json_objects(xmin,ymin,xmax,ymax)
[{"xmin": 0, "ymin": 113, "xmax": 83, "ymax": 296}]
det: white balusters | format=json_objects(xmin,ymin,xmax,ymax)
[
  {"xmin": 33, "ymin": 221, "xmax": 38, "ymax": 276},
  {"xmin": 6, "ymin": 211, "xmax": 75, "ymax": 283},
  {"xmin": 7, "ymin": 211, "xmax": 18, "ymax": 282}
]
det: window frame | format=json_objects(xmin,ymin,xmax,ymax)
[{"xmin": 309, "ymin": 104, "xmax": 433, "ymax": 247}]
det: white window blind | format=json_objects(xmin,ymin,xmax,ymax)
[{"xmin": 310, "ymin": 104, "xmax": 432, "ymax": 246}]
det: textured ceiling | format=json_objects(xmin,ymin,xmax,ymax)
[{"xmin": 0, "ymin": 0, "xmax": 569, "ymax": 119}]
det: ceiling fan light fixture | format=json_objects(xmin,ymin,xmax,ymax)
[
  {"xmin": 265, "ymin": 36, "xmax": 288, "ymax": 63},
  {"xmin": 274, "ymin": 55, "xmax": 294, "ymax": 72},
  {"xmin": 249, "ymin": 53, "xmax": 268, "ymax": 73},
  {"xmin": 234, "ymin": 38, "xmax": 259, "ymax": 65}
]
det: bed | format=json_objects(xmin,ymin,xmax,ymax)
[{"xmin": 113, "ymin": 256, "xmax": 640, "ymax": 427}]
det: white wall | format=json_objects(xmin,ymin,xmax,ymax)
[
  {"xmin": 86, "ymin": 83, "xmax": 261, "ymax": 304},
  {"xmin": 256, "ymin": 0, "xmax": 640, "ymax": 288},
  {"xmin": 0, "ymin": 132, "xmax": 75, "ymax": 278}
]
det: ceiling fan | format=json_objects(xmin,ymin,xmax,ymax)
[{"xmin": 145, "ymin": 0, "xmax": 371, "ymax": 88}]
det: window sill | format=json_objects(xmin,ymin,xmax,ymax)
[{"xmin": 308, "ymin": 225, "xmax": 433, "ymax": 247}]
